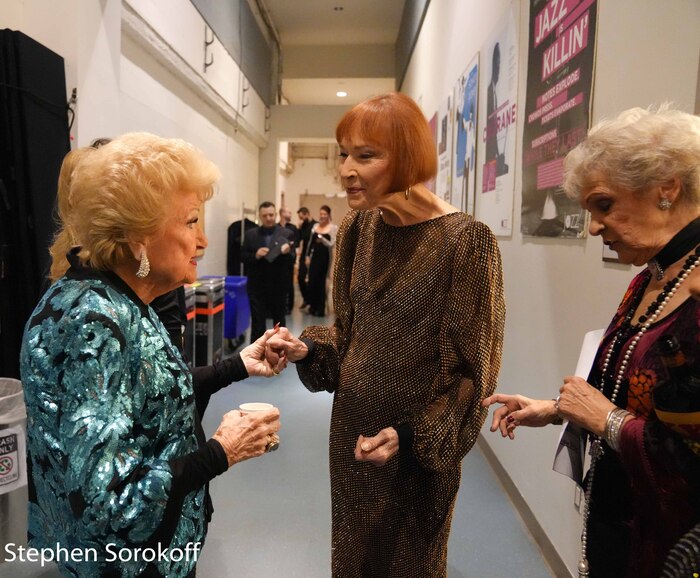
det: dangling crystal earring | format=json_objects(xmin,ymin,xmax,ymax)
[
  {"xmin": 658, "ymin": 198, "xmax": 672, "ymax": 210},
  {"xmin": 136, "ymin": 250, "xmax": 150, "ymax": 278},
  {"xmin": 404, "ymin": 187, "xmax": 412, "ymax": 200}
]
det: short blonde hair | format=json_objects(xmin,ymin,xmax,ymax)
[
  {"xmin": 336, "ymin": 92, "xmax": 437, "ymax": 191},
  {"xmin": 67, "ymin": 132, "xmax": 220, "ymax": 271},
  {"xmin": 563, "ymin": 105, "xmax": 700, "ymax": 204}
]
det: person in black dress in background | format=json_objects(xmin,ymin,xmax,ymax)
[
  {"xmin": 296, "ymin": 206, "xmax": 316, "ymax": 309},
  {"xmin": 304, "ymin": 205, "xmax": 337, "ymax": 316}
]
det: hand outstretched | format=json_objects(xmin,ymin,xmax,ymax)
[{"xmin": 481, "ymin": 394, "xmax": 558, "ymax": 439}]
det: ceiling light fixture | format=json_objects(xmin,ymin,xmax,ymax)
[{"xmin": 336, "ymin": 91, "xmax": 348, "ymax": 98}]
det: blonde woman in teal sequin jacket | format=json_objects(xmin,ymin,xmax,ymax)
[{"xmin": 20, "ymin": 133, "xmax": 283, "ymax": 577}]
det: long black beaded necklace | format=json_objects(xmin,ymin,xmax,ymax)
[{"xmin": 578, "ymin": 244, "xmax": 700, "ymax": 577}]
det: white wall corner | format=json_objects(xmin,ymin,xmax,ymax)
[{"xmin": 121, "ymin": 0, "xmax": 268, "ymax": 148}]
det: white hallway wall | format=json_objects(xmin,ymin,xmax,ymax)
[
  {"xmin": 1, "ymin": 0, "xmax": 262, "ymax": 277},
  {"xmin": 402, "ymin": 0, "xmax": 700, "ymax": 574},
  {"xmin": 279, "ymin": 157, "xmax": 342, "ymax": 217},
  {"xmin": 260, "ymin": 104, "xmax": 349, "ymax": 218}
]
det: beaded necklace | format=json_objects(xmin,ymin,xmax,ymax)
[{"xmin": 578, "ymin": 245, "xmax": 700, "ymax": 578}]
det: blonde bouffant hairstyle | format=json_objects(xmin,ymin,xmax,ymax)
[
  {"xmin": 335, "ymin": 92, "xmax": 437, "ymax": 192},
  {"xmin": 53, "ymin": 132, "xmax": 219, "ymax": 274},
  {"xmin": 49, "ymin": 146, "xmax": 99, "ymax": 281},
  {"xmin": 563, "ymin": 105, "xmax": 700, "ymax": 204}
]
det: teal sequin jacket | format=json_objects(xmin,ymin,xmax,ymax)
[{"xmin": 20, "ymin": 259, "xmax": 238, "ymax": 577}]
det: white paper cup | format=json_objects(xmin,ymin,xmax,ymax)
[
  {"xmin": 239, "ymin": 402, "xmax": 279, "ymax": 451},
  {"xmin": 239, "ymin": 402, "xmax": 274, "ymax": 414}
]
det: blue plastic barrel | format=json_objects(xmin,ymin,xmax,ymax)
[{"xmin": 224, "ymin": 276, "xmax": 250, "ymax": 339}]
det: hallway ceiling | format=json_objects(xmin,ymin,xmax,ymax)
[
  {"xmin": 259, "ymin": 0, "xmax": 405, "ymax": 105},
  {"xmin": 262, "ymin": 0, "xmax": 405, "ymax": 45}
]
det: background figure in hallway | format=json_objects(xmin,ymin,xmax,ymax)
[
  {"xmin": 279, "ymin": 206, "xmax": 299, "ymax": 313},
  {"xmin": 267, "ymin": 93, "xmax": 505, "ymax": 578},
  {"xmin": 304, "ymin": 205, "xmax": 337, "ymax": 317},
  {"xmin": 296, "ymin": 206, "xmax": 316, "ymax": 309},
  {"xmin": 242, "ymin": 201, "xmax": 294, "ymax": 341}
]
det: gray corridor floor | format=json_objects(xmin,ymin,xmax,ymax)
[{"xmin": 4, "ymin": 307, "xmax": 555, "ymax": 578}]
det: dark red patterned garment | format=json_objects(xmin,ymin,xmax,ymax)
[
  {"xmin": 586, "ymin": 270, "xmax": 700, "ymax": 578},
  {"xmin": 297, "ymin": 209, "xmax": 505, "ymax": 577}
]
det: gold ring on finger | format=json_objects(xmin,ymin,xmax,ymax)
[{"xmin": 265, "ymin": 433, "xmax": 280, "ymax": 452}]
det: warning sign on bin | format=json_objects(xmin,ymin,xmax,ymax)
[
  {"xmin": 0, "ymin": 426, "xmax": 26, "ymax": 494},
  {"xmin": 0, "ymin": 432, "xmax": 19, "ymax": 485}
]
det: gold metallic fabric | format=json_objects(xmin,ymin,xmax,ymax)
[{"xmin": 298, "ymin": 209, "xmax": 505, "ymax": 577}]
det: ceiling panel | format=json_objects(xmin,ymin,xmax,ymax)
[
  {"xmin": 281, "ymin": 77, "xmax": 396, "ymax": 105},
  {"xmin": 262, "ymin": 0, "xmax": 405, "ymax": 46}
]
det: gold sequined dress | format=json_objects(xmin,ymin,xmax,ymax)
[{"xmin": 297, "ymin": 209, "xmax": 505, "ymax": 577}]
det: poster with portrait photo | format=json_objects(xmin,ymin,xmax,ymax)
[
  {"xmin": 521, "ymin": 0, "xmax": 598, "ymax": 238},
  {"xmin": 426, "ymin": 112, "xmax": 438, "ymax": 193},
  {"xmin": 436, "ymin": 95, "xmax": 453, "ymax": 203},
  {"xmin": 451, "ymin": 53, "xmax": 479, "ymax": 215},
  {"xmin": 475, "ymin": 4, "xmax": 518, "ymax": 236}
]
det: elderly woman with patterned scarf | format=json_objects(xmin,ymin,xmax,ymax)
[{"xmin": 483, "ymin": 106, "xmax": 700, "ymax": 578}]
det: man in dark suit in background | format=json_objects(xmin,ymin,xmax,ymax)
[
  {"xmin": 296, "ymin": 206, "xmax": 316, "ymax": 310},
  {"xmin": 242, "ymin": 202, "xmax": 294, "ymax": 342}
]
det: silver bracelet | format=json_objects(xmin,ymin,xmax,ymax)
[
  {"xmin": 604, "ymin": 407, "xmax": 632, "ymax": 452},
  {"xmin": 551, "ymin": 397, "xmax": 563, "ymax": 425}
]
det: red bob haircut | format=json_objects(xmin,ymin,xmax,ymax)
[{"xmin": 335, "ymin": 92, "xmax": 437, "ymax": 192}]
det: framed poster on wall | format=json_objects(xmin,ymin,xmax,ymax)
[
  {"xmin": 451, "ymin": 53, "xmax": 479, "ymax": 215},
  {"xmin": 436, "ymin": 95, "xmax": 453, "ymax": 203},
  {"xmin": 475, "ymin": 3, "xmax": 519, "ymax": 236},
  {"xmin": 426, "ymin": 111, "xmax": 438, "ymax": 194},
  {"xmin": 521, "ymin": 0, "xmax": 598, "ymax": 238}
]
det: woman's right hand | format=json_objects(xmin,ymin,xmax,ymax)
[
  {"xmin": 481, "ymin": 394, "xmax": 558, "ymax": 439},
  {"xmin": 212, "ymin": 408, "xmax": 280, "ymax": 468},
  {"xmin": 240, "ymin": 327, "xmax": 287, "ymax": 377},
  {"xmin": 266, "ymin": 327, "xmax": 309, "ymax": 363}
]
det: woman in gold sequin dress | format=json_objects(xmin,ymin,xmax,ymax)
[{"xmin": 269, "ymin": 93, "xmax": 505, "ymax": 577}]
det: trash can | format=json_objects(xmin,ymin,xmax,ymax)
[
  {"xmin": 183, "ymin": 284, "xmax": 196, "ymax": 368},
  {"xmin": 0, "ymin": 378, "xmax": 28, "ymax": 555},
  {"xmin": 224, "ymin": 276, "xmax": 250, "ymax": 341},
  {"xmin": 195, "ymin": 277, "xmax": 225, "ymax": 366}
]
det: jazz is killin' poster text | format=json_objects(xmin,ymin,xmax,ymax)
[
  {"xmin": 476, "ymin": 5, "xmax": 518, "ymax": 236},
  {"xmin": 521, "ymin": 0, "xmax": 598, "ymax": 238},
  {"xmin": 452, "ymin": 53, "xmax": 479, "ymax": 215}
]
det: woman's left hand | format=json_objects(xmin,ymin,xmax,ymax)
[
  {"xmin": 558, "ymin": 376, "xmax": 617, "ymax": 437},
  {"xmin": 240, "ymin": 327, "xmax": 288, "ymax": 377},
  {"xmin": 354, "ymin": 428, "xmax": 399, "ymax": 466}
]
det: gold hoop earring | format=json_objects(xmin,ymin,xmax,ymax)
[{"xmin": 404, "ymin": 187, "xmax": 412, "ymax": 200}]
